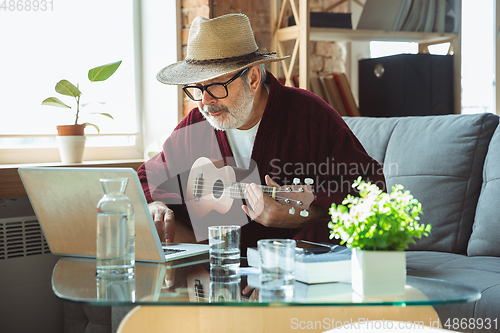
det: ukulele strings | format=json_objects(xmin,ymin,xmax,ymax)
[
  {"xmin": 192, "ymin": 178, "xmax": 309, "ymax": 193},
  {"xmin": 192, "ymin": 191, "xmax": 305, "ymax": 204},
  {"xmin": 192, "ymin": 183, "xmax": 308, "ymax": 194},
  {"xmin": 191, "ymin": 183, "xmax": 306, "ymax": 204}
]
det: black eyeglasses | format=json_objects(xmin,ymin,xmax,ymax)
[{"xmin": 182, "ymin": 68, "xmax": 249, "ymax": 101}]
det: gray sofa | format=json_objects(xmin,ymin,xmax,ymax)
[
  {"xmin": 344, "ymin": 113, "xmax": 500, "ymax": 333},
  {"xmin": 65, "ymin": 113, "xmax": 500, "ymax": 332}
]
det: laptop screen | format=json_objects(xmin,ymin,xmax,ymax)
[{"xmin": 19, "ymin": 167, "xmax": 166, "ymax": 262}]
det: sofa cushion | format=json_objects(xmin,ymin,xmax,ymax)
[
  {"xmin": 406, "ymin": 252, "xmax": 500, "ymax": 333},
  {"xmin": 342, "ymin": 117, "xmax": 401, "ymax": 165},
  {"xmin": 406, "ymin": 251, "xmax": 500, "ymax": 274},
  {"xmin": 468, "ymin": 123, "xmax": 500, "ymax": 257},
  {"xmin": 345, "ymin": 114, "xmax": 499, "ymax": 254},
  {"xmin": 409, "ymin": 267, "xmax": 500, "ymax": 333}
]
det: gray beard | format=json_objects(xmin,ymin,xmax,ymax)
[{"xmin": 199, "ymin": 87, "xmax": 255, "ymax": 131}]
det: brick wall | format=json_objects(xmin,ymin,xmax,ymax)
[
  {"xmin": 310, "ymin": 1, "xmax": 348, "ymax": 75},
  {"xmin": 181, "ymin": 0, "xmax": 211, "ymax": 115},
  {"xmin": 180, "ymin": 0, "xmax": 347, "ymax": 117}
]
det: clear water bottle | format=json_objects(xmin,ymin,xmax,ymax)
[{"xmin": 96, "ymin": 178, "xmax": 135, "ymax": 278}]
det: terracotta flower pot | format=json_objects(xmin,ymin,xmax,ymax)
[
  {"xmin": 56, "ymin": 124, "xmax": 86, "ymax": 136},
  {"xmin": 56, "ymin": 124, "xmax": 86, "ymax": 163}
]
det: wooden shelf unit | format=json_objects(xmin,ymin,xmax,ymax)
[
  {"xmin": 277, "ymin": 26, "xmax": 457, "ymax": 44},
  {"xmin": 270, "ymin": 0, "xmax": 462, "ymax": 114}
]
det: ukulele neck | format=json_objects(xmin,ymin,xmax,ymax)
[{"xmin": 229, "ymin": 182, "xmax": 276, "ymax": 199}]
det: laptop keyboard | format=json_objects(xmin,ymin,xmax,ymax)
[{"xmin": 163, "ymin": 248, "xmax": 187, "ymax": 255}]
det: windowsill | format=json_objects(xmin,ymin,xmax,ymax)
[{"xmin": 0, "ymin": 159, "xmax": 145, "ymax": 199}]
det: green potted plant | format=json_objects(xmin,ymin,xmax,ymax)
[
  {"xmin": 42, "ymin": 60, "xmax": 122, "ymax": 163},
  {"xmin": 329, "ymin": 177, "xmax": 431, "ymax": 296}
]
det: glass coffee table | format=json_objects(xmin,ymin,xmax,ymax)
[{"xmin": 52, "ymin": 257, "xmax": 480, "ymax": 332}]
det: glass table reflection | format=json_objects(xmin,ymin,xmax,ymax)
[{"xmin": 51, "ymin": 256, "xmax": 480, "ymax": 307}]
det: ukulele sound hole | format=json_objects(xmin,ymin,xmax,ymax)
[{"xmin": 213, "ymin": 179, "xmax": 224, "ymax": 199}]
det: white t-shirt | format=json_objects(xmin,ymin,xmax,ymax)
[
  {"xmin": 226, "ymin": 120, "xmax": 261, "ymax": 169},
  {"xmin": 226, "ymin": 83, "xmax": 269, "ymax": 168}
]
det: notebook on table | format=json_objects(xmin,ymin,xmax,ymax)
[{"xmin": 18, "ymin": 166, "xmax": 209, "ymax": 263}]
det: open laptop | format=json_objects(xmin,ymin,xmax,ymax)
[{"xmin": 18, "ymin": 167, "xmax": 209, "ymax": 263}]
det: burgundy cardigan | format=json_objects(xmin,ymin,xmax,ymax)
[{"xmin": 137, "ymin": 72, "xmax": 385, "ymax": 250}]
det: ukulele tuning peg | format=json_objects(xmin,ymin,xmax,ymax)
[
  {"xmin": 304, "ymin": 178, "xmax": 314, "ymax": 185},
  {"xmin": 293, "ymin": 178, "xmax": 301, "ymax": 185},
  {"xmin": 300, "ymin": 210, "xmax": 309, "ymax": 217},
  {"xmin": 289, "ymin": 207, "xmax": 296, "ymax": 215}
]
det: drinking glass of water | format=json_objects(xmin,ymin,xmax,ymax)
[
  {"xmin": 208, "ymin": 225, "xmax": 241, "ymax": 270},
  {"xmin": 258, "ymin": 239, "xmax": 295, "ymax": 290}
]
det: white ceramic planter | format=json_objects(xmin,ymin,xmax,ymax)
[
  {"xmin": 351, "ymin": 249, "xmax": 406, "ymax": 296},
  {"xmin": 56, "ymin": 135, "xmax": 86, "ymax": 164}
]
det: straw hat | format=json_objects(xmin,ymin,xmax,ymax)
[{"xmin": 156, "ymin": 13, "xmax": 288, "ymax": 85}]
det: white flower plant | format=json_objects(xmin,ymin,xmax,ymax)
[{"xmin": 329, "ymin": 177, "xmax": 431, "ymax": 251}]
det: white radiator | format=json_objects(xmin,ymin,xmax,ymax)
[
  {"xmin": 0, "ymin": 215, "xmax": 63, "ymax": 333},
  {"xmin": 0, "ymin": 215, "xmax": 50, "ymax": 260}
]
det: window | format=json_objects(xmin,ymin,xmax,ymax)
[
  {"xmin": 0, "ymin": 0, "xmax": 180, "ymax": 164},
  {"xmin": 461, "ymin": 0, "xmax": 494, "ymax": 114},
  {"xmin": 369, "ymin": 0, "xmax": 495, "ymax": 115}
]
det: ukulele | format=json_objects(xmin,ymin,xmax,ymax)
[{"xmin": 185, "ymin": 157, "xmax": 315, "ymax": 219}]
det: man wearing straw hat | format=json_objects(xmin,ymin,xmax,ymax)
[{"xmin": 138, "ymin": 13, "xmax": 384, "ymax": 249}]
